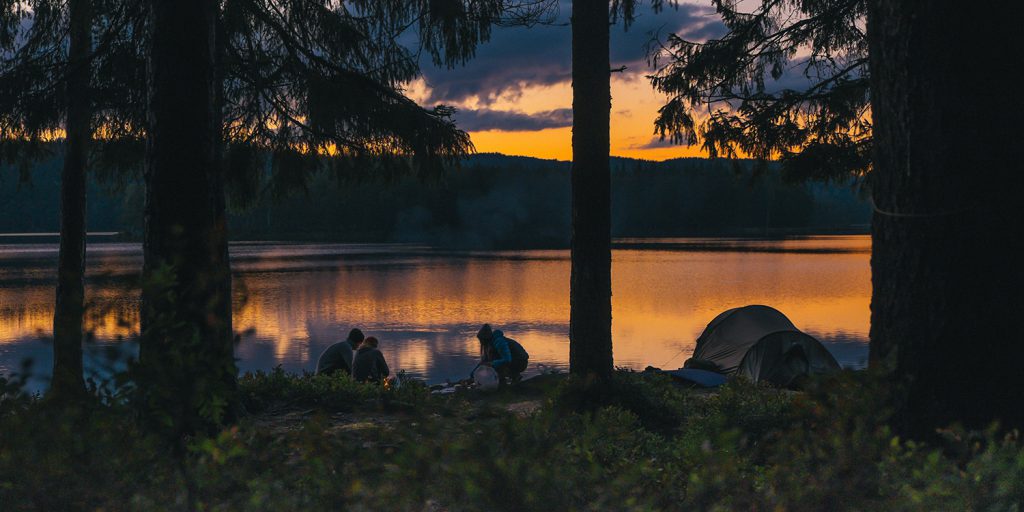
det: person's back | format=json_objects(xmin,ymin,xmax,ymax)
[
  {"xmin": 352, "ymin": 337, "xmax": 390, "ymax": 383},
  {"xmin": 316, "ymin": 328, "xmax": 364, "ymax": 376}
]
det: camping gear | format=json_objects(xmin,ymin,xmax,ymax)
[
  {"xmin": 508, "ymin": 338, "xmax": 529, "ymax": 370},
  {"xmin": 686, "ymin": 305, "xmax": 840, "ymax": 387},
  {"xmin": 664, "ymin": 368, "xmax": 728, "ymax": 388},
  {"xmin": 473, "ymin": 364, "xmax": 500, "ymax": 390}
]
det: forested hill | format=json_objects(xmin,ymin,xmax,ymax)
[{"xmin": 1, "ymin": 151, "xmax": 869, "ymax": 248}]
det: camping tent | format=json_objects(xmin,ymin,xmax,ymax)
[{"xmin": 684, "ymin": 305, "xmax": 840, "ymax": 387}]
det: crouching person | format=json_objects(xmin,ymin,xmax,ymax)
[
  {"xmin": 477, "ymin": 324, "xmax": 529, "ymax": 386},
  {"xmin": 316, "ymin": 328, "xmax": 364, "ymax": 376},
  {"xmin": 353, "ymin": 336, "xmax": 390, "ymax": 384}
]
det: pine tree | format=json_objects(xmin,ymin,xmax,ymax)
[
  {"xmin": 649, "ymin": 0, "xmax": 869, "ymax": 182},
  {"xmin": 867, "ymin": 0, "xmax": 1024, "ymax": 435},
  {"xmin": 49, "ymin": 0, "xmax": 91, "ymax": 398},
  {"xmin": 133, "ymin": 0, "xmax": 549, "ymax": 431},
  {"xmin": 569, "ymin": 0, "xmax": 613, "ymax": 381},
  {"xmin": 1, "ymin": 0, "xmax": 140, "ymax": 398},
  {"xmin": 568, "ymin": 0, "xmax": 671, "ymax": 380}
]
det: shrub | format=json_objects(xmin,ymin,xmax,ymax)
[{"xmin": 238, "ymin": 366, "xmax": 431, "ymax": 413}]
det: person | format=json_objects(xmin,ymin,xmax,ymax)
[
  {"xmin": 352, "ymin": 336, "xmax": 390, "ymax": 383},
  {"xmin": 316, "ymin": 328, "xmax": 364, "ymax": 376},
  {"xmin": 476, "ymin": 324, "xmax": 529, "ymax": 385}
]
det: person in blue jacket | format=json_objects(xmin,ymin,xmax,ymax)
[{"xmin": 476, "ymin": 324, "xmax": 529, "ymax": 385}]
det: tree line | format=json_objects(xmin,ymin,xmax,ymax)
[{"xmin": 0, "ymin": 151, "xmax": 870, "ymax": 246}]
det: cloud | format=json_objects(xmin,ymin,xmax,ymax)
[
  {"xmin": 454, "ymin": 108, "xmax": 573, "ymax": 131},
  {"xmin": 628, "ymin": 136, "xmax": 689, "ymax": 150},
  {"xmin": 418, "ymin": 1, "xmax": 723, "ymax": 106}
]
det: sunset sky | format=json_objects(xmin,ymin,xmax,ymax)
[{"xmin": 409, "ymin": 1, "xmax": 726, "ymax": 161}]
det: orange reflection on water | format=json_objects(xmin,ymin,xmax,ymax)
[{"xmin": 0, "ymin": 236, "xmax": 871, "ymax": 382}]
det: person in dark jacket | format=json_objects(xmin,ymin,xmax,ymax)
[
  {"xmin": 477, "ymin": 324, "xmax": 528, "ymax": 385},
  {"xmin": 352, "ymin": 336, "xmax": 390, "ymax": 383},
  {"xmin": 316, "ymin": 328, "xmax": 364, "ymax": 376}
]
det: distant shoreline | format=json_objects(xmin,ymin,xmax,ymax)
[
  {"xmin": 0, "ymin": 230, "xmax": 871, "ymax": 250},
  {"xmin": 0, "ymin": 232, "xmax": 121, "ymax": 238}
]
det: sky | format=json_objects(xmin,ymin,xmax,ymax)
[{"xmin": 408, "ymin": 1, "xmax": 726, "ymax": 162}]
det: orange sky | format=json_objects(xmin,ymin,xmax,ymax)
[
  {"xmin": 409, "ymin": 72, "xmax": 708, "ymax": 162},
  {"xmin": 405, "ymin": 0, "xmax": 726, "ymax": 162}
]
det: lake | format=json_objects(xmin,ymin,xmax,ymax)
[{"xmin": 0, "ymin": 236, "xmax": 871, "ymax": 389}]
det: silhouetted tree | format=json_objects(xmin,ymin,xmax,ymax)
[
  {"xmin": 569, "ymin": 0, "xmax": 673, "ymax": 380},
  {"xmin": 2, "ymin": 0, "xmax": 144, "ymax": 397},
  {"xmin": 2, "ymin": 1, "xmax": 86, "ymax": 397},
  {"xmin": 217, "ymin": 0, "xmax": 549, "ymax": 199},
  {"xmin": 135, "ymin": 0, "xmax": 551, "ymax": 431},
  {"xmin": 136, "ymin": 0, "xmax": 234, "ymax": 432},
  {"xmin": 650, "ymin": 0, "xmax": 1024, "ymax": 435},
  {"xmin": 867, "ymin": 0, "xmax": 1024, "ymax": 435},
  {"xmin": 49, "ymin": 0, "xmax": 91, "ymax": 397},
  {"xmin": 649, "ymin": 0, "xmax": 869, "ymax": 182},
  {"xmin": 569, "ymin": 1, "xmax": 613, "ymax": 380}
]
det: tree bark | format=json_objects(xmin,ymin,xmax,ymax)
[
  {"xmin": 139, "ymin": 0, "xmax": 235, "ymax": 431},
  {"xmin": 51, "ymin": 0, "xmax": 92, "ymax": 398},
  {"xmin": 569, "ymin": 0, "xmax": 613, "ymax": 381},
  {"xmin": 211, "ymin": 13, "xmax": 236, "ymax": 413},
  {"xmin": 868, "ymin": 0, "xmax": 1024, "ymax": 435}
]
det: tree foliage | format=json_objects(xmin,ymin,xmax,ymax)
[
  {"xmin": 649, "ymin": 0, "xmax": 870, "ymax": 181},
  {"xmin": 3, "ymin": 0, "xmax": 551, "ymax": 186},
  {"xmin": 0, "ymin": 0, "xmax": 145, "ymax": 173}
]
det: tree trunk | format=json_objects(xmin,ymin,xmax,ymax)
[
  {"xmin": 50, "ymin": 0, "xmax": 91, "ymax": 398},
  {"xmin": 569, "ymin": 0, "xmax": 613, "ymax": 381},
  {"xmin": 211, "ymin": 13, "xmax": 236, "ymax": 412},
  {"xmin": 139, "ymin": 0, "xmax": 235, "ymax": 432},
  {"xmin": 868, "ymin": 0, "xmax": 1024, "ymax": 436}
]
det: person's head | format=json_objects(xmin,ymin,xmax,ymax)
[
  {"xmin": 363, "ymin": 336, "xmax": 379, "ymax": 348},
  {"xmin": 476, "ymin": 324, "xmax": 493, "ymax": 345},
  {"xmin": 348, "ymin": 328, "xmax": 365, "ymax": 347},
  {"xmin": 477, "ymin": 324, "xmax": 494, "ymax": 360}
]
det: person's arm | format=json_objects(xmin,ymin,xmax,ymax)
[
  {"xmin": 490, "ymin": 337, "xmax": 512, "ymax": 367},
  {"xmin": 341, "ymin": 345, "xmax": 354, "ymax": 374},
  {"xmin": 317, "ymin": 345, "xmax": 341, "ymax": 374}
]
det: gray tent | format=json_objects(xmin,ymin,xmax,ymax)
[{"xmin": 684, "ymin": 305, "xmax": 840, "ymax": 387}]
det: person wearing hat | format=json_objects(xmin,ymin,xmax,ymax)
[
  {"xmin": 316, "ymin": 328, "xmax": 364, "ymax": 376},
  {"xmin": 476, "ymin": 323, "xmax": 529, "ymax": 386}
]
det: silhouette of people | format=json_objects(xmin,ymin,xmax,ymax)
[
  {"xmin": 476, "ymin": 324, "xmax": 529, "ymax": 386},
  {"xmin": 353, "ymin": 336, "xmax": 390, "ymax": 384},
  {"xmin": 316, "ymin": 328, "xmax": 364, "ymax": 376}
]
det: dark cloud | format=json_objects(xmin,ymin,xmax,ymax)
[
  {"xmin": 419, "ymin": 1, "xmax": 723, "ymax": 105},
  {"xmin": 628, "ymin": 136, "xmax": 689, "ymax": 150},
  {"xmin": 454, "ymin": 107, "xmax": 572, "ymax": 131}
]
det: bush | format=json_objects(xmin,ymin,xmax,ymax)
[
  {"xmin": 2, "ymin": 369, "xmax": 1022, "ymax": 511},
  {"xmin": 238, "ymin": 366, "xmax": 431, "ymax": 413}
]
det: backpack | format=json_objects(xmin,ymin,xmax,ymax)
[{"xmin": 507, "ymin": 338, "xmax": 529, "ymax": 366}]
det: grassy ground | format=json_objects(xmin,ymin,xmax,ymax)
[{"xmin": 1, "ymin": 369, "xmax": 1022, "ymax": 511}]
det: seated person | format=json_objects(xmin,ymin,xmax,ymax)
[
  {"xmin": 352, "ymin": 336, "xmax": 390, "ymax": 384},
  {"xmin": 476, "ymin": 324, "xmax": 529, "ymax": 385},
  {"xmin": 316, "ymin": 328, "xmax": 364, "ymax": 376}
]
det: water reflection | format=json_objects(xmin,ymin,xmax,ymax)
[{"xmin": 0, "ymin": 236, "xmax": 871, "ymax": 388}]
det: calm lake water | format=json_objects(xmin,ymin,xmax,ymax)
[{"xmin": 0, "ymin": 236, "xmax": 871, "ymax": 389}]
